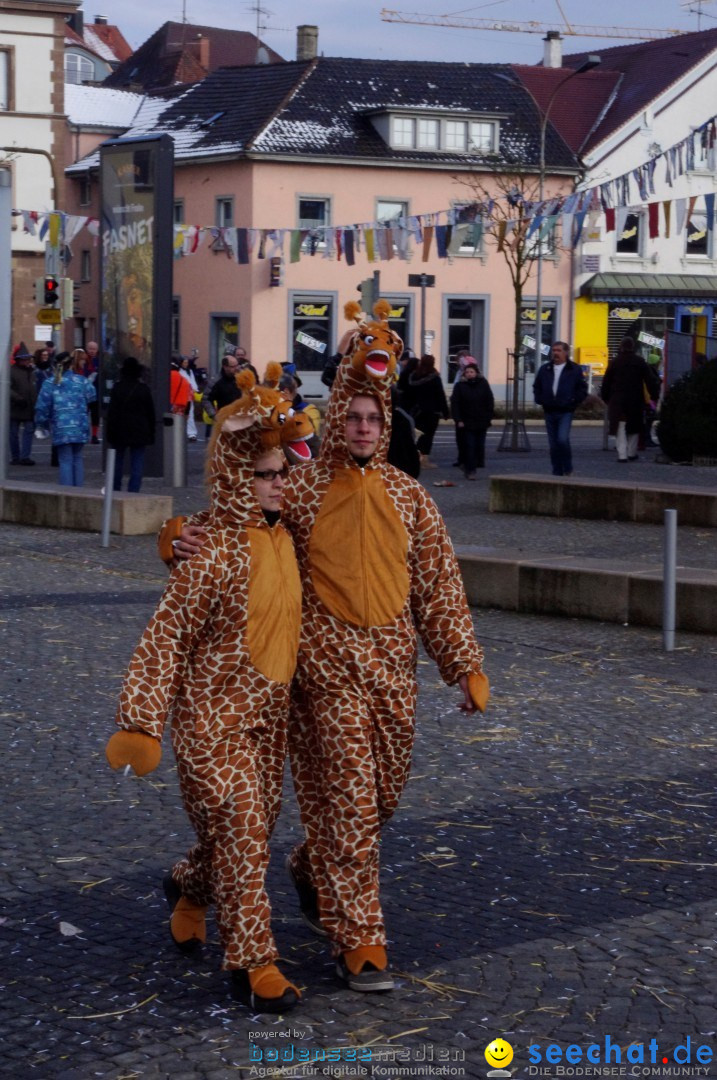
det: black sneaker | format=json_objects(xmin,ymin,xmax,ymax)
[
  {"xmin": 162, "ymin": 874, "xmax": 203, "ymax": 956},
  {"xmin": 230, "ymin": 966, "xmax": 300, "ymax": 1013},
  {"xmin": 19, "ymin": 458, "xmax": 35, "ymax": 465},
  {"xmin": 336, "ymin": 950, "xmax": 394, "ymax": 993},
  {"xmin": 285, "ymin": 855, "xmax": 327, "ymax": 937}
]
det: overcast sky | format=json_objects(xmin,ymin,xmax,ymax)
[{"xmin": 105, "ymin": 0, "xmax": 716, "ymax": 64}]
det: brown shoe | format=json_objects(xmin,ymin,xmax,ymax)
[
  {"xmin": 162, "ymin": 875, "xmax": 207, "ymax": 955},
  {"xmin": 231, "ymin": 963, "xmax": 301, "ymax": 1012}
]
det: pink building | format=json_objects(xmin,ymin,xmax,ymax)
[{"xmin": 67, "ymin": 47, "xmax": 586, "ymax": 398}]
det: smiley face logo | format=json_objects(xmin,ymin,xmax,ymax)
[{"xmin": 485, "ymin": 1039, "xmax": 514, "ymax": 1069}]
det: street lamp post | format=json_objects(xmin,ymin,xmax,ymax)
[{"xmin": 532, "ymin": 56, "xmax": 601, "ymax": 378}]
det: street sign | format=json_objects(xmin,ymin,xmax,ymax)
[
  {"xmin": 36, "ymin": 307, "xmax": 62, "ymax": 325},
  {"xmin": 408, "ymin": 274, "xmax": 435, "ymax": 287}
]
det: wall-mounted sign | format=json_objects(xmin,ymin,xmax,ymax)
[
  {"xmin": 582, "ymin": 255, "xmax": 601, "ymax": 273},
  {"xmin": 638, "ymin": 331, "xmax": 665, "ymax": 350},
  {"xmin": 609, "ymin": 307, "xmax": 642, "ymax": 320},
  {"xmin": 521, "ymin": 308, "xmax": 552, "ymax": 323},
  {"xmin": 295, "ymin": 330, "xmax": 326, "ymax": 354},
  {"xmin": 295, "ymin": 304, "xmax": 328, "ymax": 317}
]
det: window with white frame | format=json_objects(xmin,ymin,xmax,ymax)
[
  {"xmin": 417, "ymin": 118, "xmax": 439, "ymax": 149},
  {"xmin": 65, "ymin": 52, "xmax": 95, "ymax": 85},
  {"xmin": 298, "ymin": 196, "xmax": 331, "ymax": 252},
  {"xmin": 173, "ymin": 200, "xmax": 185, "ymax": 225},
  {"xmin": 616, "ymin": 212, "xmax": 642, "ymax": 256},
  {"xmin": 376, "ymin": 199, "xmax": 408, "ymax": 226},
  {"xmin": 79, "ymin": 177, "xmax": 91, "ymax": 206},
  {"xmin": 686, "ymin": 210, "xmax": 710, "ymax": 257},
  {"xmin": 452, "ymin": 205, "xmax": 485, "ymax": 257},
  {"xmin": 388, "ymin": 113, "xmax": 498, "ymax": 155},
  {"xmin": 445, "ymin": 121, "xmax": 468, "ymax": 152},
  {"xmin": 391, "ymin": 116, "xmax": 415, "ymax": 148}
]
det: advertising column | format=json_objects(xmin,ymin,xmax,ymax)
[{"xmin": 100, "ymin": 135, "xmax": 173, "ymax": 475}]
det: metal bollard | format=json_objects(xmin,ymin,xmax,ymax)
[
  {"xmin": 163, "ymin": 412, "xmax": 186, "ymax": 488},
  {"xmin": 663, "ymin": 508, "xmax": 677, "ymax": 652},
  {"xmin": 101, "ymin": 447, "xmax": 116, "ymax": 548}
]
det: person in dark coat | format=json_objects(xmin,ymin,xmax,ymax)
[
  {"xmin": 600, "ymin": 338, "xmax": 661, "ymax": 462},
  {"xmin": 9, "ymin": 342, "xmax": 38, "ymax": 465},
  {"xmin": 387, "ymin": 385, "xmax": 421, "ymax": 478},
  {"xmin": 403, "ymin": 354, "xmax": 448, "ymax": 468},
  {"xmin": 106, "ymin": 357, "xmax": 156, "ymax": 492},
  {"xmin": 450, "ymin": 359, "xmax": 494, "ymax": 479},
  {"xmin": 533, "ymin": 341, "xmax": 588, "ymax": 476}
]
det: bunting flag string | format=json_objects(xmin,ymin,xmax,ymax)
[{"xmin": 12, "ymin": 104, "xmax": 717, "ymax": 273}]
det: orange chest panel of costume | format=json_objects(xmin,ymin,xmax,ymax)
[
  {"xmin": 307, "ymin": 468, "xmax": 409, "ymax": 629},
  {"xmin": 245, "ymin": 525, "xmax": 302, "ymax": 683}
]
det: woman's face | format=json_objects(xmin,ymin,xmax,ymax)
[{"xmin": 253, "ymin": 450, "xmax": 288, "ymax": 513}]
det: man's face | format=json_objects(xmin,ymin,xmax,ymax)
[
  {"xmin": 86, "ymin": 342, "xmax": 99, "ymax": 359},
  {"xmin": 223, "ymin": 357, "xmax": 239, "ymax": 376},
  {"xmin": 551, "ymin": 343, "xmax": 568, "ymax": 365},
  {"xmin": 235, "ymin": 348, "xmax": 248, "ymax": 365},
  {"xmin": 345, "ymin": 394, "xmax": 384, "ymax": 459}
]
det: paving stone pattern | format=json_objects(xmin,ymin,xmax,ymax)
[{"xmin": 2, "ymin": 425, "xmax": 716, "ymax": 1079}]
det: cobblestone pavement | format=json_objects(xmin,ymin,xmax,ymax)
[{"xmin": 2, "ymin": 426, "xmax": 717, "ymax": 1079}]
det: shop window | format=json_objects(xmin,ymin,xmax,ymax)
[
  {"xmin": 292, "ymin": 295, "xmax": 333, "ymax": 372},
  {"xmin": 686, "ymin": 211, "xmax": 710, "ymax": 258},
  {"xmin": 616, "ymin": 212, "xmax": 642, "ymax": 256}
]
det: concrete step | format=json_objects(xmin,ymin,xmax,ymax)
[
  {"xmin": 0, "ymin": 481, "xmax": 173, "ymax": 535},
  {"xmin": 456, "ymin": 546, "xmax": 717, "ymax": 632},
  {"xmin": 489, "ymin": 474, "xmax": 717, "ymax": 526}
]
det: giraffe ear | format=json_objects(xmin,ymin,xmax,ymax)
[{"xmin": 221, "ymin": 412, "xmax": 258, "ymax": 433}]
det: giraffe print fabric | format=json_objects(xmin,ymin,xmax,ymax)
[
  {"xmin": 115, "ymin": 391, "xmax": 302, "ymax": 971},
  {"xmin": 162, "ymin": 308, "xmax": 488, "ymax": 960}
]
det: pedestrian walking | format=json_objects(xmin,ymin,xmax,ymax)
[
  {"xmin": 165, "ymin": 300, "xmax": 489, "ymax": 995},
  {"xmin": 450, "ymin": 359, "xmax": 494, "ymax": 479},
  {"xmin": 533, "ymin": 341, "xmax": 588, "ymax": 476},
  {"xmin": 9, "ymin": 342, "xmax": 37, "ymax": 466},
  {"xmin": 106, "ymin": 357, "xmax": 156, "ymax": 492},
  {"xmin": 35, "ymin": 351, "xmax": 96, "ymax": 486},
  {"xmin": 178, "ymin": 355, "xmax": 199, "ymax": 441},
  {"xmin": 601, "ymin": 338, "xmax": 661, "ymax": 462},
  {"xmin": 107, "ymin": 387, "xmax": 303, "ymax": 1014},
  {"xmin": 404, "ymin": 353, "xmax": 449, "ymax": 469}
]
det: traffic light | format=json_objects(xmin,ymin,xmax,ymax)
[{"xmin": 44, "ymin": 275, "xmax": 60, "ymax": 306}]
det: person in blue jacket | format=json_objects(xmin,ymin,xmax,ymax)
[
  {"xmin": 532, "ymin": 341, "xmax": 588, "ymax": 477},
  {"xmin": 35, "ymin": 350, "xmax": 96, "ymax": 486}
]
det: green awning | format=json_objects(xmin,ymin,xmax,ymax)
[{"xmin": 581, "ymin": 273, "xmax": 717, "ymax": 304}]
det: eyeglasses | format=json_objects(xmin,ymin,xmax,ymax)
[
  {"xmin": 346, "ymin": 412, "xmax": 384, "ymax": 427},
  {"xmin": 254, "ymin": 466, "xmax": 289, "ymax": 482}
]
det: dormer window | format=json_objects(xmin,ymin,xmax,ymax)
[{"xmin": 386, "ymin": 112, "xmax": 498, "ymax": 154}]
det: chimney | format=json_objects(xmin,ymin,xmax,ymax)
[
  {"xmin": 296, "ymin": 24, "xmax": 318, "ymax": 62},
  {"xmin": 197, "ymin": 33, "xmax": 210, "ymax": 69},
  {"xmin": 94, "ymin": 15, "xmax": 109, "ymax": 25},
  {"xmin": 67, "ymin": 10, "xmax": 84, "ymax": 36},
  {"xmin": 543, "ymin": 30, "xmax": 562, "ymax": 68}
]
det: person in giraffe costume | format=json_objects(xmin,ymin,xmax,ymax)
[
  {"xmin": 164, "ymin": 300, "xmax": 489, "ymax": 992},
  {"xmin": 106, "ymin": 375, "xmax": 314, "ymax": 1013}
]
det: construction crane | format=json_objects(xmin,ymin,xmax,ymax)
[{"xmin": 379, "ymin": 9, "xmax": 683, "ymax": 41}]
